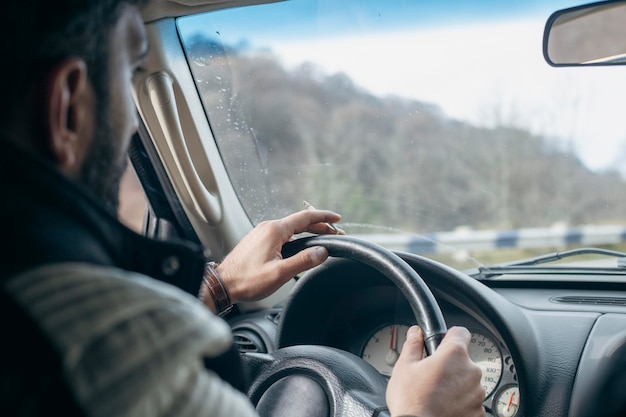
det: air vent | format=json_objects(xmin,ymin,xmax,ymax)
[
  {"xmin": 232, "ymin": 329, "xmax": 267, "ymax": 353},
  {"xmin": 551, "ymin": 296, "xmax": 626, "ymax": 307}
]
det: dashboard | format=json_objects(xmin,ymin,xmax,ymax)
[
  {"xmin": 230, "ymin": 251, "xmax": 626, "ymax": 417},
  {"xmin": 276, "ymin": 282, "xmax": 519, "ymax": 417}
]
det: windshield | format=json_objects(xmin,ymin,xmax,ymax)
[{"xmin": 177, "ymin": 0, "xmax": 626, "ymax": 269}]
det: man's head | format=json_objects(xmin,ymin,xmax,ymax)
[{"xmin": 0, "ymin": 0, "xmax": 148, "ymax": 211}]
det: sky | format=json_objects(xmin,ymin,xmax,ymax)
[
  {"xmin": 269, "ymin": 22, "xmax": 626, "ymax": 173},
  {"xmin": 178, "ymin": 0, "xmax": 626, "ymax": 174}
]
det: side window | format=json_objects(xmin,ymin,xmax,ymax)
[{"xmin": 118, "ymin": 162, "xmax": 147, "ymax": 233}]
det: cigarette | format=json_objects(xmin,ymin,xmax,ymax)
[{"xmin": 303, "ymin": 200, "xmax": 340, "ymax": 233}]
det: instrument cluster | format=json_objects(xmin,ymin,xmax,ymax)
[{"xmin": 361, "ymin": 323, "xmax": 519, "ymax": 417}]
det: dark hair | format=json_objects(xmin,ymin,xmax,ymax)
[{"xmin": 0, "ymin": 0, "xmax": 140, "ymax": 126}]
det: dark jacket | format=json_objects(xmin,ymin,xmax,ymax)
[
  {"xmin": 0, "ymin": 138, "xmax": 245, "ymax": 415},
  {"xmin": 0, "ymin": 138, "xmax": 206, "ymax": 292}
]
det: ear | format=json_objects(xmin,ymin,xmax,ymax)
[{"xmin": 44, "ymin": 58, "xmax": 94, "ymax": 176}]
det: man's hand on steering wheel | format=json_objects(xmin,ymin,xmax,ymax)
[
  {"xmin": 386, "ymin": 326, "xmax": 486, "ymax": 417},
  {"xmin": 211, "ymin": 209, "xmax": 343, "ymax": 307}
]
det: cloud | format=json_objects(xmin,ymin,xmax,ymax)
[{"xmin": 271, "ymin": 19, "xmax": 626, "ymax": 173}]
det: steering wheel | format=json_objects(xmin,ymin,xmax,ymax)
[{"xmin": 241, "ymin": 235, "xmax": 447, "ymax": 417}]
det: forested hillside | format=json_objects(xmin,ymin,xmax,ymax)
[{"xmin": 186, "ymin": 35, "xmax": 626, "ymax": 233}]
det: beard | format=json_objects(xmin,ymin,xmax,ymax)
[{"xmin": 77, "ymin": 101, "xmax": 128, "ymax": 215}]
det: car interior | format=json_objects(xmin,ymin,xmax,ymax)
[{"xmin": 117, "ymin": 0, "xmax": 626, "ymax": 416}]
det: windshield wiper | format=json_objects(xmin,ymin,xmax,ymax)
[{"xmin": 471, "ymin": 247, "xmax": 626, "ymax": 278}]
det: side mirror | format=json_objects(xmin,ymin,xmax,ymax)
[{"xmin": 543, "ymin": 0, "xmax": 626, "ymax": 66}]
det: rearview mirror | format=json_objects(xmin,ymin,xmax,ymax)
[{"xmin": 544, "ymin": 0, "xmax": 626, "ymax": 66}]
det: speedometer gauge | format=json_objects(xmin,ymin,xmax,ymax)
[
  {"xmin": 362, "ymin": 325, "xmax": 503, "ymax": 398},
  {"xmin": 468, "ymin": 333, "xmax": 503, "ymax": 398}
]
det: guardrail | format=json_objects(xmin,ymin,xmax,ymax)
[{"xmin": 355, "ymin": 225, "xmax": 626, "ymax": 254}]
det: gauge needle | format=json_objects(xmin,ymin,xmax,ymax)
[
  {"xmin": 385, "ymin": 325, "xmax": 399, "ymax": 366},
  {"xmin": 507, "ymin": 392, "xmax": 516, "ymax": 411}
]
